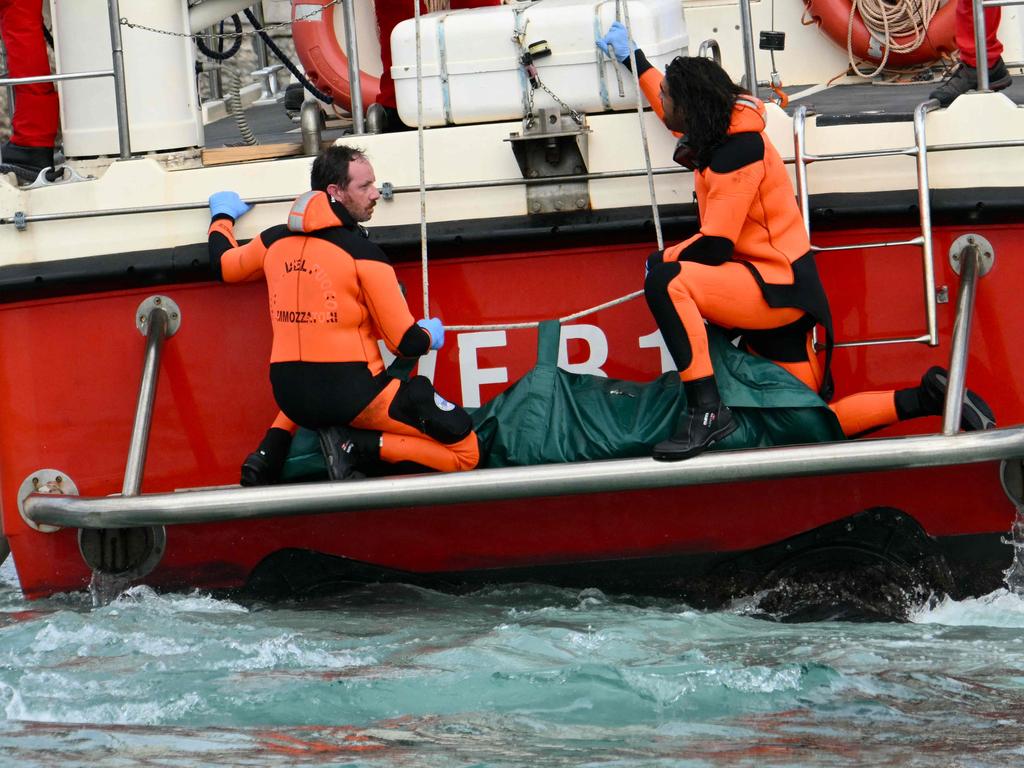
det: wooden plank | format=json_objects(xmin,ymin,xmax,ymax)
[{"xmin": 202, "ymin": 142, "xmax": 305, "ymax": 166}]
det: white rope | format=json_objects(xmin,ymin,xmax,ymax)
[
  {"xmin": 415, "ymin": 0, "xmax": 430, "ymax": 316},
  {"xmin": 447, "ymin": 289, "xmax": 643, "ymax": 332},
  {"xmin": 847, "ymin": 0, "xmax": 943, "ymax": 78},
  {"xmin": 620, "ymin": 1, "xmax": 664, "ymax": 250}
]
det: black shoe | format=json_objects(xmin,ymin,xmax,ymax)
[
  {"xmin": 240, "ymin": 427, "xmax": 293, "ymax": 486},
  {"xmin": 317, "ymin": 426, "xmax": 380, "ymax": 481},
  {"xmin": 929, "ymin": 58, "xmax": 1012, "ymax": 107},
  {"xmin": 0, "ymin": 141, "xmax": 56, "ymax": 183},
  {"xmin": 919, "ymin": 366, "xmax": 996, "ymax": 431},
  {"xmin": 653, "ymin": 376, "xmax": 739, "ymax": 461}
]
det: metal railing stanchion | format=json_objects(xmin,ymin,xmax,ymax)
[
  {"xmin": 913, "ymin": 100, "xmax": 940, "ymax": 345},
  {"xmin": 738, "ymin": 0, "xmax": 759, "ymax": 98},
  {"xmin": 342, "ymin": 0, "xmax": 364, "ymax": 133},
  {"xmin": 942, "ymin": 244, "xmax": 981, "ymax": 435},
  {"xmin": 122, "ymin": 298, "xmax": 180, "ymax": 496},
  {"xmin": 972, "ymin": 0, "xmax": 990, "ymax": 91},
  {"xmin": 106, "ymin": 0, "xmax": 132, "ymax": 159}
]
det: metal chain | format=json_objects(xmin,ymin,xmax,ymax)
[
  {"xmin": 120, "ymin": 0, "xmax": 343, "ymax": 40},
  {"xmin": 534, "ymin": 79, "xmax": 584, "ymax": 125}
]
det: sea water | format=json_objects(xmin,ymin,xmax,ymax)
[{"xmin": 1, "ymin": 555, "xmax": 1024, "ymax": 767}]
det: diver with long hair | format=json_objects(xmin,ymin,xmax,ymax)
[{"xmin": 597, "ymin": 24, "xmax": 994, "ymax": 459}]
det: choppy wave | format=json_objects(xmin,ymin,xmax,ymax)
[{"xmin": 0, "ymin": 575, "xmax": 1023, "ymax": 766}]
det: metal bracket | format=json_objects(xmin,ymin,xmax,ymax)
[
  {"xmin": 379, "ymin": 181, "xmax": 394, "ymax": 201},
  {"xmin": 506, "ymin": 109, "xmax": 591, "ymax": 215},
  {"xmin": 136, "ymin": 296, "xmax": 181, "ymax": 337},
  {"xmin": 698, "ymin": 39, "xmax": 722, "ymax": 65},
  {"xmin": 18, "ymin": 469, "xmax": 78, "ymax": 533},
  {"xmin": 949, "ymin": 234, "xmax": 994, "ymax": 276},
  {"xmin": 13, "ymin": 211, "xmax": 25, "ymax": 231},
  {"xmin": 23, "ymin": 163, "xmax": 93, "ymax": 191},
  {"xmin": 251, "ymin": 63, "xmax": 285, "ymax": 105}
]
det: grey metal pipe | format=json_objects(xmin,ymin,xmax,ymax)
[
  {"xmin": 942, "ymin": 243, "xmax": 981, "ymax": 435},
  {"xmin": 342, "ymin": 0, "xmax": 365, "ymax": 133},
  {"xmin": 300, "ymin": 100, "xmax": 323, "ymax": 156},
  {"xmin": 972, "ymin": 0, "xmax": 990, "ymax": 91},
  {"xmin": 0, "ymin": 70, "xmax": 114, "ymax": 87},
  {"xmin": 122, "ymin": 308, "xmax": 170, "ymax": 496},
  {"xmin": 738, "ymin": 0, "xmax": 759, "ymax": 99},
  {"xmin": 793, "ymin": 106, "xmax": 811, "ymax": 236},
  {"xmin": 812, "ymin": 236, "xmax": 924, "ymax": 253},
  {"xmin": 107, "ymin": 0, "xmax": 132, "ymax": 159},
  {"xmin": 205, "ymin": 28, "xmax": 224, "ymax": 101},
  {"xmin": 251, "ymin": 3, "xmax": 270, "ymax": 70},
  {"xmin": 914, "ymin": 100, "xmax": 940, "ymax": 346},
  {"xmin": 24, "ymin": 426, "xmax": 1024, "ymax": 530},
  {"xmin": 0, "ymin": 36, "xmax": 13, "ymax": 120}
]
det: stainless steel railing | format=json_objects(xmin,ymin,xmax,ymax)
[{"xmin": 972, "ymin": 0, "xmax": 1024, "ymax": 91}]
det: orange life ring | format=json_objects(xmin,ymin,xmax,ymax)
[
  {"xmin": 804, "ymin": 0, "xmax": 957, "ymax": 66},
  {"xmin": 291, "ymin": 0, "xmax": 381, "ymax": 111}
]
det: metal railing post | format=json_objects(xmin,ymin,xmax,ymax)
[
  {"xmin": 0, "ymin": 36, "xmax": 14, "ymax": 123},
  {"xmin": 942, "ymin": 244, "xmax": 981, "ymax": 435},
  {"xmin": 738, "ymin": 0, "xmax": 759, "ymax": 98},
  {"xmin": 342, "ymin": 0, "xmax": 364, "ymax": 133},
  {"xmin": 913, "ymin": 100, "xmax": 940, "ymax": 346},
  {"xmin": 251, "ymin": 3, "xmax": 270, "ymax": 70},
  {"xmin": 106, "ymin": 0, "xmax": 132, "ymax": 159},
  {"xmin": 972, "ymin": 0, "xmax": 990, "ymax": 91},
  {"xmin": 123, "ymin": 297, "xmax": 180, "ymax": 496},
  {"xmin": 205, "ymin": 27, "xmax": 224, "ymax": 100},
  {"xmin": 793, "ymin": 106, "xmax": 811, "ymax": 237}
]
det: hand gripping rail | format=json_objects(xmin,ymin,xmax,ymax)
[{"xmin": 22, "ymin": 425, "xmax": 1024, "ymax": 530}]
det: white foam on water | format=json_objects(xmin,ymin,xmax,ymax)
[
  {"xmin": 0, "ymin": 555, "xmax": 19, "ymax": 590},
  {"xmin": 106, "ymin": 586, "xmax": 249, "ymax": 615},
  {"xmin": 909, "ymin": 588, "xmax": 1024, "ymax": 627},
  {"xmin": 211, "ymin": 633, "xmax": 376, "ymax": 671}
]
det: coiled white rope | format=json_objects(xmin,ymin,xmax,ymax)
[{"xmin": 847, "ymin": 0, "xmax": 943, "ymax": 78}]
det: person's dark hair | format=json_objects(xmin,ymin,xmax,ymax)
[
  {"xmin": 665, "ymin": 57, "xmax": 746, "ymax": 168},
  {"xmin": 310, "ymin": 145, "xmax": 367, "ymax": 192}
]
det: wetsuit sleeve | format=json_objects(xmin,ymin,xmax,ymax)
[
  {"xmin": 208, "ymin": 216, "xmax": 268, "ymax": 283},
  {"xmin": 630, "ymin": 51, "xmax": 666, "ymax": 124},
  {"xmin": 355, "ymin": 259, "xmax": 431, "ymax": 358}
]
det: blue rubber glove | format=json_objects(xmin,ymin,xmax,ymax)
[
  {"xmin": 417, "ymin": 317, "xmax": 444, "ymax": 350},
  {"xmin": 596, "ymin": 20, "xmax": 634, "ymax": 63},
  {"xmin": 209, "ymin": 191, "xmax": 252, "ymax": 221}
]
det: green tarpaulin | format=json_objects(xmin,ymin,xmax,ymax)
[{"xmin": 281, "ymin": 321, "xmax": 844, "ymax": 479}]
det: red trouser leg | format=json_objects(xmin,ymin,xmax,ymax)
[
  {"xmin": 0, "ymin": 0, "xmax": 59, "ymax": 147},
  {"xmin": 350, "ymin": 379, "xmax": 480, "ymax": 472},
  {"xmin": 373, "ymin": 0, "xmax": 502, "ymax": 108},
  {"xmin": 955, "ymin": 0, "xmax": 1002, "ymax": 68}
]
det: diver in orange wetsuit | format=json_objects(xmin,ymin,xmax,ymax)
[
  {"xmin": 208, "ymin": 145, "xmax": 479, "ymax": 481},
  {"xmin": 597, "ymin": 24, "xmax": 995, "ymax": 456}
]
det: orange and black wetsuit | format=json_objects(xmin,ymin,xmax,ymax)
[
  {"xmin": 209, "ymin": 190, "xmax": 479, "ymax": 472},
  {"xmin": 634, "ymin": 55, "xmax": 833, "ymax": 399}
]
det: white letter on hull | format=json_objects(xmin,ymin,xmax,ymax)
[
  {"xmin": 639, "ymin": 330, "xmax": 675, "ymax": 373},
  {"xmin": 458, "ymin": 331, "xmax": 508, "ymax": 408},
  {"xmin": 558, "ymin": 324, "xmax": 608, "ymax": 377}
]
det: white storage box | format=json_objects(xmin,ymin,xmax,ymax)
[{"xmin": 391, "ymin": 0, "xmax": 688, "ymax": 127}]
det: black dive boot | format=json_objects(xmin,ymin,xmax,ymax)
[
  {"xmin": 240, "ymin": 427, "xmax": 293, "ymax": 486},
  {"xmin": 317, "ymin": 426, "xmax": 381, "ymax": 481},
  {"xmin": 895, "ymin": 366, "xmax": 996, "ymax": 431},
  {"xmin": 929, "ymin": 57, "xmax": 1012, "ymax": 107},
  {"xmin": 653, "ymin": 376, "xmax": 738, "ymax": 461},
  {"xmin": 0, "ymin": 141, "xmax": 56, "ymax": 183}
]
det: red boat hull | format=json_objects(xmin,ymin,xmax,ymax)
[{"xmin": 1, "ymin": 221, "xmax": 1021, "ymax": 599}]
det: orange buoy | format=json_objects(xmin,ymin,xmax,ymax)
[
  {"xmin": 804, "ymin": 0, "xmax": 956, "ymax": 67},
  {"xmin": 291, "ymin": 0, "xmax": 381, "ymax": 111}
]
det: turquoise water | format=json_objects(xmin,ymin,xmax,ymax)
[{"xmin": 2, "ymin": 556, "xmax": 1024, "ymax": 767}]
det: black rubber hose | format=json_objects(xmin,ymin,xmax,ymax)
[
  {"xmin": 242, "ymin": 7, "xmax": 334, "ymax": 104},
  {"xmin": 196, "ymin": 14, "xmax": 243, "ymax": 61}
]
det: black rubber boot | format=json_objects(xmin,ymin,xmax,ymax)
[
  {"xmin": 240, "ymin": 427, "xmax": 293, "ymax": 487},
  {"xmin": 895, "ymin": 366, "xmax": 996, "ymax": 431},
  {"xmin": 318, "ymin": 426, "xmax": 381, "ymax": 481},
  {"xmin": 0, "ymin": 141, "xmax": 55, "ymax": 183},
  {"xmin": 929, "ymin": 57, "xmax": 1012, "ymax": 107},
  {"xmin": 653, "ymin": 376, "xmax": 738, "ymax": 461}
]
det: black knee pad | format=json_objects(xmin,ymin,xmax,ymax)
[
  {"xmin": 644, "ymin": 261, "xmax": 693, "ymax": 372},
  {"xmin": 388, "ymin": 376, "xmax": 473, "ymax": 444}
]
